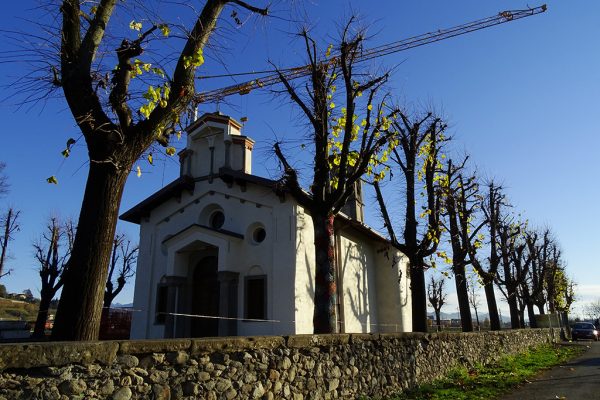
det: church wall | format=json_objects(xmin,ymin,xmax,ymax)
[
  {"xmin": 130, "ymin": 178, "xmax": 298, "ymax": 339},
  {"xmin": 336, "ymin": 229, "xmax": 378, "ymax": 333},
  {"xmin": 293, "ymin": 207, "xmax": 406, "ymax": 334},
  {"xmin": 374, "ymin": 247, "xmax": 412, "ymax": 332},
  {"xmin": 130, "ymin": 219, "xmax": 156, "ymax": 339},
  {"xmin": 293, "ymin": 206, "xmax": 316, "ymax": 334}
]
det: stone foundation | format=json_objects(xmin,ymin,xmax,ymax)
[{"xmin": 0, "ymin": 329, "xmax": 558, "ymax": 399}]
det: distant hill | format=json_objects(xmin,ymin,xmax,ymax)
[
  {"xmin": 111, "ymin": 303, "xmax": 133, "ymax": 308},
  {"xmin": 429, "ymin": 311, "xmax": 511, "ymax": 324}
]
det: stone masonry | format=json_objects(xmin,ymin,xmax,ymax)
[{"xmin": 0, "ymin": 329, "xmax": 559, "ymax": 399}]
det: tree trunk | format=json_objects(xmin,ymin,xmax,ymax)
[
  {"xmin": 312, "ymin": 213, "xmax": 337, "ymax": 334},
  {"xmin": 33, "ymin": 289, "xmax": 53, "ymax": 339},
  {"xmin": 0, "ymin": 208, "xmax": 14, "ymax": 277},
  {"xmin": 435, "ymin": 309, "xmax": 441, "ymax": 332},
  {"xmin": 410, "ymin": 260, "xmax": 428, "ymax": 332},
  {"xmin": 483, "ymin": 280, "xmax": 501, "ymax": 330},
  {"xmin": 454, "ymin": 264, "xmax": 473, "ymax": 332},
  {"xmin": 474, "ymin": 306, "xmax": 480, "ymax": 329},
  {"xmin": 508, "ymin": 294, "xmax": 521, "ymax": 329},
  {"xmin": 52, "ymin": 162, "xmax": 129, "ymax": 340},
  {"xmin": 527, "ymin": 302, "xmax": 537, "ymax": 328},
  {"xmin": 536, "ymin": 303, "xmax": 545, "ymax": 315},
  {"xmin": 518, "ymin": 307, "xmax": 525, "ymax": 328}
]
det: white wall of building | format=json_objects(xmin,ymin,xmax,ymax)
[{"xmin": 130, "ymin": 177, "xmax": 301, "ymax": 339}]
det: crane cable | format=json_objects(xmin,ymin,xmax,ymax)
[{"xmin": 194, "ymin": 5, "xmax": 547, "ymax": 104}]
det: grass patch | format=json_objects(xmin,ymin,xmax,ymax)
[
  {"xmin": 386, "ymin": 344, "xmax": 585, "ymax": 400},
  {"xmin": 0, "ymin": 298, "xmax": 40, "ymax": 321}
]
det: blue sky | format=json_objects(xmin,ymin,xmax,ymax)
[{"xmin": 0, "ymin": 1, "xmax": 598, "ymax": 316}]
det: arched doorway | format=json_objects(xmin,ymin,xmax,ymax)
[{"xmin": 191, "ymin": 256, "xmax": 219, "ymax": 337}]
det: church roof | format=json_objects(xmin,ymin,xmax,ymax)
[
  {"xmin": 120, "ymin": 175, "xmax": 195, "ymax": 223},
  {"xmin": 185, "ymin": 112, "xmax": 242, "ymax": 134}
]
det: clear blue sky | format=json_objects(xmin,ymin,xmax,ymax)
[{"xmin": 0, "ymin": 1, "xmax": 598, "ymax": 316}]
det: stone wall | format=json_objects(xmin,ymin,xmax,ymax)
[{"xmin": 0, "ymin": 329, "xmax": 559, "ymax": 400}]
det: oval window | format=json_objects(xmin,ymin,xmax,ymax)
[
  {"xmin": 253, "ymin": 227, "xmax": 266, "ymax": 243},
  {"xmin": 210, "ymin": 211, "xmax": 225, "ymax": 229}
]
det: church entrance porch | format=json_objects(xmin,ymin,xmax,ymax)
[{"xmin": 160, "ymin": 236, "xmax": 240, "ymax": 338}]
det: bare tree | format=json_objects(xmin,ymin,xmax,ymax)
[
  {"xmin": 440, "ymin": 158, "xmax": 486, "ymax": 332},
  {"xmin": 585, "ymin": 299, "xmax": 600, "ymax": 323},
  {"xmin": 10, "ymin": 0, "xmax": 269, "ymax": 341},
  {"xmin": 427, "ymin": 276, "xmax": 447, "ymax": 332},
  {"xmin": 0, "ymin": 164, "xmax": 19, "ymax": 280},
  {"xmin": 0, "ymin": 162, "xmax": 8, "ymax": 198},
  {"xmin": 496, "ymin": 219, "xmax": 531, "ymax": 328},
  {"xmin": 469, "ymin": 181, "xmax": 505, "ymax": 331},
  {"xmin": 525, "ymin": 229, "xmax": 546, "ymax": 317},
  {"xmin": 0, "ymin": 208, "xmax": 20, "ymax": 279},
  {"xmin": 467, "ymin": 274, "xmax": 482, "ymax": 328},
  {"xmin": 32, "ymin": 218, "xmax": 74, "ymax": 338},
  {"xmin": 104, "ymin": 234, "xmax": 138, "ymax": 309},
  {"xmin": 375, "ymin": 111, "xmax": 448, "ymax": 332},
  {"xmin": 273, "ymin": 25, "xmax": 398, "ymax": 333}
]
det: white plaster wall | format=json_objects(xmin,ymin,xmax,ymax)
[
  {"xmin": 374, "ymin": 248, "xmax": 412, "ymax": 333},
  {"xmin": 187, "ymin": 121, "xmax": 242, "ymax": 177},
  {"xmin": 337, "ymin": 230, "xmax": 378, "ymax": 333},
  {"xmin": 293, "ymin": 206, "xmax": 316, "ymax": 334},
  {"xmin": 130, "ymin": 221, "xmax": 155, "ymax": 339},
  {"xmin": 291, "ymin": 208, "xmax": 412, "ymax": 335},
  {"xmin": 129, "ymin": 177, "xmax": 297, "ymax": 339}
]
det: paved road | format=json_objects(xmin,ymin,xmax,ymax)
[{"xmin": 499, "ymin": 341, "xmax": 600, "ymax": 400}]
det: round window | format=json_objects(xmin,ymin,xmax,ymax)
[
  {"xmin": 210, "ymin": 211, "xmax": 225, "ymax": 229},
  {"xmin": 253, "ymin": 227, "xmax": 266, "ymax": 243}
]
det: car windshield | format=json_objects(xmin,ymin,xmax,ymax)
[{"xmin": 574, "ymin": 323, "xmax": 595, "ymax": 329}]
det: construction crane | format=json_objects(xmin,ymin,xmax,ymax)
[{"xmin": 194, "ymin": 5, "xmax": 547, "ymax": 104}]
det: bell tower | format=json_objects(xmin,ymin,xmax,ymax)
[{"xmin": 180, "ymin": 112, "xmax": 254, "ymax": 178}]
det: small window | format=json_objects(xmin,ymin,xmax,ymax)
[
  {"xmin": 210, "ymin": 211, "xmax": 225, "ymax": 229},
  {"xmin": 245, "ymin": 276, "xmax": 266, "ymax": 320},
  {"xmin": 155, "ymin": 285, "xmax": 168, "ymax": 324},
  {"xmin": 253, "ymin": 227, "xmax": 266, "ymax": 243}
]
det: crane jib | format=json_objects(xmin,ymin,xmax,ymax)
[{"xmin": 194, "ymin": 5, "xmax": 547, "ymax": 104}]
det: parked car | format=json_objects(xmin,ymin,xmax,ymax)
[{"xmin": 571, "ymin": 322, "xmax": 599, "ymax": 341}]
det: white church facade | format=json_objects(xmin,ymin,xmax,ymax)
[{"xmin": 121, "ymin": 112, "xmax": 411, "ymax": 339}]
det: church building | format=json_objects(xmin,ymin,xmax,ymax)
[{"xmin": 121, "ymin": 112, "xmax": 411, "ymax": 339}]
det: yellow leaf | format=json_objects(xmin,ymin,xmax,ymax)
[
  {"xmin": 166, "ymin": 147, "xmax": 176, "ymax": 156},
  {"xmin": 159, "ymin": 24, "xmax": 170, "ymax": 37},
  {"xmin": 46, "ymin": 176, "xmax": 58, "ymax": 185},
  {"xmin": 136, "ymin": 165, "xmax": 142, "ymax": 178},
  {"xmin": 147, "ymin": 153, "xmax": 153, "ymax": 165},
  {"xmin": 129, "ymin": 20, "xmax": 142, "ymax": 31},
  {"xmin": 330, "ymin": 102, "xmax": 335, "ymax": 109},
  {"xmin": 367, "ymin": 104, "xmax": 373, "ymax": 111}
]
